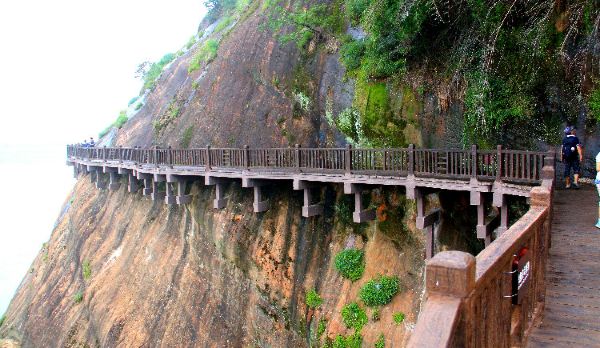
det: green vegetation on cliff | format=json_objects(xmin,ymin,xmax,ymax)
[
  {"xmin": 359, "ymin": 275, "xmax": 400, "ymax": 306},
  {"xmin": 334, "ymin": 249, "xmax": 365, "ymax": 281},
  {"xmin": 341, "ymin": 302, "xmax": 368, "ymax": 330}
]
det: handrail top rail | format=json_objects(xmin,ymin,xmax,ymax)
[{"xmin": 66, "ymin": 144, "xmax": 549, "ymax": 155}]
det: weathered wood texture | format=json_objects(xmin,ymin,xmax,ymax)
[
  {"xmin": 67, "ymin": 145, "xmax": 549, "ymax": 184},
  {"xmin": 408, "ymin": 165, "xmax": 555, "ymax": 348},
  {"xmin": 527, "ymin": 185, "xmax": 600, "ymax": 347}
]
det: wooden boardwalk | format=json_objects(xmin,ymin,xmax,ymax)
[{"xmin": 528, "ymin": 185, "xmax": 600, "ymax": 347}]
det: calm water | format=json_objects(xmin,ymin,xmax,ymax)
[{"xmin": 0, "ymin": 144, "xmax": 75, "ymax": 315}]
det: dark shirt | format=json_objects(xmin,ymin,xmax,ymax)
[{"xmin": 562, "ymin": 135, "xmax": 581, "ymax": 161}]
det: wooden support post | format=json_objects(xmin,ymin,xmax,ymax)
[
  {"xmin": 407, "ymin": 251, "xmax": 475, "ymax": 348},
  {"xmin": 151, "ymin": 180, "xmax": 165, "ymax": 201},
  {"xmin": 408, "ymin": 144, "xmax": 415, "ymax": 176},
  {"xmin": 176, "ymin": 181, "xmax": 192, "ymax": 205},
  {"xmin": 95, "ymin": 171, "xmax": 106, "ymax": 189},
  {"xmin": 164, "ymin": 182, "xmax": 176, "ymax": 205},
  {"xmin": 353, "ymin": 191, "xmax": 376, "ymax": 223},
  {"xmin": 214, "ymin": 182, "xmax": 227, "ymax": 209},
  {"xmin": 244, "ymin": 145, "xmax": 249, "ymax": 170},
  {"xmin": 415, "ymin": 188, "xmax": 439, "ymax": 259},
  {"xmin": 345, "ymin": 144, "xmax": 352, "ymax": 175},
  {"xmin": 295, "ymin": 144, "xmax": 301, "ymax": 173},
  {"xmin": 499, "ymin": 201, "xmax": 508, "ymax": 235},
  {"xmin": 108, "ymin": 172, "xmax": 121, "ymax": 191},
  {"xmin": 154, "ymin": 146, "xmax": 159, "ymax": 168},
  {"xmin": 206, "ymin": 145, "xmax": 211, "ymax": 171},
  {"xmin": 294, "ymin": 180, "xmax": 323, "ymax": 217},
  {"xmin": 253, "ymin": 186, "xmax": 269, "ymax": 212},
  {"xmin": 128, "ymin": 173, "xmax": 138, "ymax": 193},
  {"xmin": 496, "ymin": 145, "xmax": 502, "ymax": 181},
  {"xmin": 167, "ymin": 145, "xmax": 173, "ymax": 169},
  {"xmin": 142, "ymin": 178, "xmax": 152, "ymax": 195}
]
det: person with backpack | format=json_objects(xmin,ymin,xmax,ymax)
[
  {"xmin": 561, "ymin": 126, "xmax": 583, "ymax": 189},
  {"xmin": 595, "ymin": 151, "xmax": 600, "ymax": 228}
]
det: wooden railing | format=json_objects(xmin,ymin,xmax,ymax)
[
  {"xmin": 407, "ymin": 160, "xmax": 555, "ymax": 347},
  {"xmin": 66, "ymin": 144, "xmax": 551, "ymax": 184}
]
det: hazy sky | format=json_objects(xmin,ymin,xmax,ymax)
[
  {"xmin": 0, "ymin": 0, "xmax": 206, "ymax": 146},
  {"xmin": 0, "ymin": 0, "xmax": 206, "ymax": 316}
]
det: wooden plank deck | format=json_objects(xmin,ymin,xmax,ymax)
[{"xmin": 527, "ymin": 184, "xmax": 600, "ymax": 347}]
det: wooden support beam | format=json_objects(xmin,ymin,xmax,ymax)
[
  {"xmin": 96, "ymin": 175, "xmax": 106, "ymax": 189},
  {"xmin": 498, "ymin": 202, "xmax": 508, "ymax": 236},
  {"xmin": 153, "ymin": 174, "xmax": 166, "ymax": 183},
  {"xmin": 103, "ymin": 166, "xmax": 118, "ymax": 173},
  {"xmin": 415, "ymin": 188, "xmax": 439, "ymax": 258},
  {"xmin": 470, "ymin": 190, "xmax": 482, "ymax": 206},
  {"xmin": 205, "ymin": 175, "xmax": 228, "ymax": 186},
  {"xmin": 164, "ymin": 182, "xmax": 177, "ymax": 205},
  {"xmin": 242, "ymin": 177, "xmax": 269, "ymax": 188},
  {"xmin": 108, "ymin": 172, "xmax": 121, "ymax": 191},
  {"xmin": 353, "ymin": 191, "xmax": 375, "ymax": 223},
  {"xmin": 151, "ymin": 180, "xmax": 165, "ymax": 201},
  {"xmin": 142, "ymin": 178, "xmax": 152, "ymax": 196},
  {"xmin": 117, "ymin": 167, "xmax": 130, "ymax": 175},
  {"xmin": 293, "ymin": 179, "xmax": 318, "ymax": 190},
  {"xmin": 128, "ymin": 173, "xmax": 138, "ymax": 193},
  {"xmin": 417, "ymin": 209, "xmax": 441, "ymax": 229},
  {"xmin": 213, "ymin": 182, "xmax": 228, "ymax": 209},
  {"xmin": 176, "ymin": 181, "xmax": 192, "ymax": 205},
  {"xmin": 253, "ymin": 186, "xmax": 269, "ymax": 212},
  {"xmin": 302, "ymin": 187, "xmax": 323, "ymax": 217}
]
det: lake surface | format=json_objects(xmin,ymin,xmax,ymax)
[{"xmin": 0, "ymin": 144, "xmax": 75, "ymax": 315}]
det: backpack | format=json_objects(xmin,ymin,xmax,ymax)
[{"xmin": 562, "ymin": 136, "xmax": 578, "ymax": 160}]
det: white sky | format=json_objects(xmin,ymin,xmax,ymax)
[
  {"xmin": 0, "ymin": 0, "xmax": 206, "ymax": 316},
  {"xmin": 0, "ymin": 0, "xmax": 206, "ymax": 146}
]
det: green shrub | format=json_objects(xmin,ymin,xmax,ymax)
[
  {"xmin": 73, "ymin": 291, "xmax": 84, "ymax": 304},
  {"xmin": 344, "ymin": 0, "xmax": 369, "ymax": 24},
  {"xmin": 359, "ymin": 275, "xmax": 400, "ymax": 307},
  {"xmin": 114, "ymin": 110, "xmax": 128, "ymax": 129},
  {"xmin": 306, "ymin": 289, "xmax": 323, "ymax": 309},
  {"xmin": 188, "ymin": 39, "xmax": 219, "ymax": 73},
  {"xmin": 82, "ymin": 260, "xmax": 92, "ymax": 281},
  {"xmin": 331, "ymin": 332, "xmax": 362, "ymax": 348},
  {"xmin": 317, "ymin": 318, "xmax": 327, "ymax": 337},
  {"xmin": 191, "ymin": 80, "xmax": 199, "ymax": 89},
  {"xmin": 341, "ymin": 302, "xmax": 367, "ymax": 330},
  {"xmin": 339, "ymin": 39, "xmax": 365, "ymax": 73},
  {"xmin": 214, "ymin": 16, "xmax": 233, "ymax": 34},
  {"xmin": 135, "ymin": 102, "xmax": 143, "ymax": 111},
  {"xmin": 334, "ymin": 249, "xmax": 365, "ymax": 281},
  {"xmin": 141, "ymin": 52, "xmax": 176, "ymax": 90},
  {"xmin": 393, "ymin": 312, "xmax": 405, "ymax": 325},
  {"xmin": 0, "ymin": 314, "xmax": 5, "ymax": 327},
  {"xmin": 181, "ymin": 126, "xmax": 194, "ymax": 148},
  {"xmin": 375, "ymin": 334, "xmax": 385, "ymax": 348},
  {"xmin": 128, "ymin": 96, "xmax": 139, "ymax": 106},
  {"xmin": 185, "ymin": 35, "xmax": 197, "ymax": 49}
]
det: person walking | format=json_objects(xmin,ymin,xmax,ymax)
[
  {"xmin": 561, "ymin": 126, "xmax": 583, "ymax": 189},
  {"xmin": 596, "ymin": 151, "xmax": 600, "ymax": 228}
]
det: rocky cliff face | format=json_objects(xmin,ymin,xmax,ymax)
[
  {"xmin": 2, "ymin": 0, "xmax": 598, "ymax": 346},
  {"xmin": 1, "ymin": 178, "xmax": 425, "ymax": 347}
]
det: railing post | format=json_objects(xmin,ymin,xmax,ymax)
[
  {"xmin": 167, "ymin": 145, "xmax": 173, "ymax": 168},
  {"xmin": 408, "ymin": 144, "xmax": 415, "ymax": 176},
  {"xmin": 206, "ymin": 145, "xmax": 211, "ymax": 171},
  {"xmin": 119, "ymin": 146, "xmax": 123, "ymax": 164},
  {"xmin": 154, "ymin": 146, "xmax": 159, "ymax": 168},
  {"xmin": 471, "ymin": 144, "xmax": 477, "ymax": 178},
  {"xmin": 103, "ymin": 146, "xmax": 107, "ymax": 163},
  {"xmin": 345, "ymin": 144, "xmax": 352, "ymax": 175},
  {"xmin": 244, "ymin": 145, "xmax": 249, "ymax": 170},
  {"xmin": 408, "ymin": 251, "xmax": 475, "ymax": 348},
  {"xmin": 295, "ymin": 144, "xmax": 301, "ymax": 173},
  {"xmin": 496, "ymin": 145, "xmax": 502, "ymax": 181}
]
